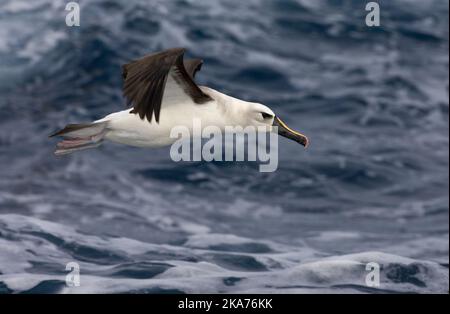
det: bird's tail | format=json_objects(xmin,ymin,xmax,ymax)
[{"xmin": 49, "ymin": 121, "xmax": 108, "ymax": 156}]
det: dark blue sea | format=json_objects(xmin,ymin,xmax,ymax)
[{"xmin": 0, "ymin": 0, "xmax": 448, "ymax": 293}]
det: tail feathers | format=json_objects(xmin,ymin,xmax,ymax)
[{"xmin": 50, "ymin": 121, "xmax": 108, "ymax": 156}]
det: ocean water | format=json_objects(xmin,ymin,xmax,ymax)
[{"xmin": 0, "ymin": 0, "xmax": 448, "ymax": 293}]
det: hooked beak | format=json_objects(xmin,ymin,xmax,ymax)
[{"xmin": 273, "ymin": 116, "xmax": 309, "ymax": 147}]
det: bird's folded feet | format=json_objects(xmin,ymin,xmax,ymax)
[
  {"xmin": 57, "ymin": 138, "xmax": 93, "ymax": 149},
  {"xmin": 54, "ymin": 136, "xmax": 103, "ymax": 156}
]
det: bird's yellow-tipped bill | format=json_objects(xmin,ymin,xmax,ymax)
[{"xmin": 273, "ymin": 116, "xmax": 309, "ymax": 147}]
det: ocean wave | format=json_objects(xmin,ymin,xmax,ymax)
[{"xmin": 0, "ymin": 214, "xmax": 448, "ymax": 293}]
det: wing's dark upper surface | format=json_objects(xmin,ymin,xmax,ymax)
[
  {"xmin": 183, "ymin": 58, "xmax": 204, "ymax": 79},
  {"xmin": 122, "ymin": 48, "xmax": 212, "ymax": 122},
  {"xmin": 122, "ymin": 56, "xmax": 203, "ymax": 80}
]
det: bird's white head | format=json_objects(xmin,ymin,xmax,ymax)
[
  {"xmin": 234, "ymin": 101, "xmax": 309, "ymax": 147},
  {"xmin": 241, "ymin": 102, "xmax": 276, "ymax": 128},
  {"xmin": 204, "ymin": 87, "xmax": 308, "ymax": 147}
]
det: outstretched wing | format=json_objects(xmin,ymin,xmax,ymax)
[
  {"xmin": 122, "ymin": 48, "xmax": 212, "ymax": 123},
  {"xmin": 183, "ymin": 58, "xmax": 204, "ymax": 79},
  {"xmin": 123, "ymin": 57, "xmax": 204, "ymax": 80}
]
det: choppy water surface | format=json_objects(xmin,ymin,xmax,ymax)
[{"xmin": 0, "ymin": 0, "xmax": 448, "ymax": 293}]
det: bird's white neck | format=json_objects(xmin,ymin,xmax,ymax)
[{"xmin": 200, "ymin": 86, "xmax": 254, "ymax": 127}]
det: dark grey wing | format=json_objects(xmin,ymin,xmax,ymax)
[
  {"xmin": 183, "ymin": 58, "xmax": 204, "ymax": 79},
  {"xmin": 122, "ymin": 48, "xmax": 212, "ymax": 123},
  {"xmin": 122, "ymin": 58, "xmax": 204, "ymax": 80}
]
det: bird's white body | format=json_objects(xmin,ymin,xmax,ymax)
[
  {"xmin": 97, "ymin": 84, "xmax": 274, "ymax": 148},
  {"xmin": 51, "ymin": 48, "xmax": 307, "ymax": 156}
]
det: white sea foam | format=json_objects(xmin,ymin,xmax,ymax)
[{"xmin": 0, "ymin": 214, "xmax": 447, "ymax": 293}]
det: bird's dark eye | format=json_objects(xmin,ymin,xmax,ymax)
[{"xmin": 261, "ymin": 112, "xmax": 273, "ymax": 119}]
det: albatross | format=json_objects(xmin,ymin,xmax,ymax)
[{"xmin": 50, "ymin": 48, "xmax": 308, "ymax": 155}]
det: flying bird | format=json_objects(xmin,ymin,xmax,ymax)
[{"xmin": 50, "ymin": 48, "xmax": 308, "ymax": 155}]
